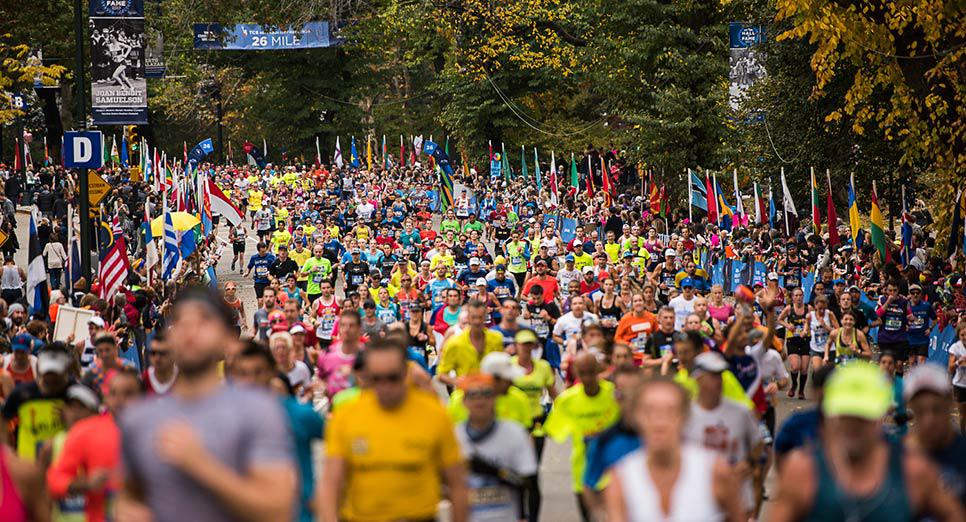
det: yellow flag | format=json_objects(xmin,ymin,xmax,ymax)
[{"xmin": 366, "ymin": 135, "xmax": 373, "ymax": 170}]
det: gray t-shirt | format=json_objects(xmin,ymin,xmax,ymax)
[
  {"xmin": 120, "ymin": 385, "xmax": 294, "ymax": 522},
  {"xmin": 456, "ymin": 420, "xmax": 538, "ymax": 522}
]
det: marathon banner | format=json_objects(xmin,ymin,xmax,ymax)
[
  {"xmin": 187, "ymin": 138, "xmax": 214, "ymax": 165},
  {"xmin": 144, "ymin": 28, "xmax": 166, "ymax": 78},
  {"xmin": 729, "ymin": 23, "xmax": 765, "ymax": 111},
  {"xmin": 89, "ymin": 0, "xmax": 147, "ymax": 124},
  {"xmin": 193, "ymin": 21, "xmax": 336, "ymax": 50}
]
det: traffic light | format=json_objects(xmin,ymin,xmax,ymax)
[{"xmin": 127, "ymin": 125, "xmax": 140, "ymax": 152}]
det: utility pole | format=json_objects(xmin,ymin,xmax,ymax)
[{"xmin": 74, "ymin": 0, "xmax": 92, "ymax": 286}]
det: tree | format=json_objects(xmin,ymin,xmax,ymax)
[
  {"xmin": 774, "ymin": 0, "xmax": 964, "ymax": 249},
  {"xmin": 0, "ymin": 35, "xmax": 66, "ymax": 125}
]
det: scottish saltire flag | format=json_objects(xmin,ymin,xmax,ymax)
[
  {"xmin": 350, "ymin": 136, "xmax": 360, "ymax": 168},
  {"xmin": 26, "ymin": 211, "xmax": 48, "ymax": 317},
  {"xmin": 162, "ymin": 206, "xmax": 181, "ymax": 280}
]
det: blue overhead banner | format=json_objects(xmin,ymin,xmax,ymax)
[
  {"xmin": 193, "ymin": 21, "xmax": 336, "ymax": 50},
  {"xmin": 729, "ymin": 22, "xmax": 766, "ymax": 111},
  {"xmin": 188, "ymin": 138, "xmax": 214, "ymax": 165}
]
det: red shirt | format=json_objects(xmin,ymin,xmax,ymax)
[
  {"xmin": 521, "ymin": 276, "xmax": 560, "ymax": 304},
  {"xmin": 579, "ymin": 280, "xmax": 601, "ymax": 296},
  {"xmin": 47, "ymin": 413, "xmax": 120, "ymax": 522}
]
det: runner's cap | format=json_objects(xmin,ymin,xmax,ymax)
[
  {"xmin": 475, "ymin": 278, "xmax": 488, "ymax": 286},
  {"xmin": 514, "ymin": 329, "xmax": 539, "ymax": 345},
  {"xmin": 823, "ymin": 361, "xmax": 891, "ymax": 420},
  {"xmin": 903, "ymin": 363, "xmax": 951, "ymax": 401},
  {"xmin": 692, "ymin": 351, "xmax": 728, "ymax": 378},
  {"xmin": 38, "ymin": 350, "xmax": 70, "ymax": 375},
  {"xmin": 88, "ymin": 316, "xmax": 106, "ymax": 328},
  {"xmin": 481, "ymin": 352, "xmax": 526, "ymax": 380},
  {"xmin": 66, "ymin": 384, "xmax": 101, "ymax": 411},
  {"xmin": 664, "ymin": 248, "xmax": 676, "ymax": 257},
  {"xmin": 469, "ymin": 257, "xmax": 480, "ymax": 265}
]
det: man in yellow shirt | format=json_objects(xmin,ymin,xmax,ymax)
[
  {"xmin": 437, "ymin": 300, "xmax": 504, "ymax": 387},
  {"xmin": 570, "ymin": 242, "xmax": 594, "ymax": 271},
  {"xmin": 447, "ymin": 352, "xmax": 533, "ymax": 429},
  {"xmin": 544, "ymin": 351, "xmax": 619, "ymax": 522},
  {"xmin": 319, "ymin": 338, "xmax": 468, "ymax": 522}
]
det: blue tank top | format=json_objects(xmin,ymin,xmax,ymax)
[{"xmin": 804, "ymin": 440, "xmax": 912, "ymax": 522}]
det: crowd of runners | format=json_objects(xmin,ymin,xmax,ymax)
[{"xmin": 0, "ymin": 153, "xmax": 963, "ymax": 522}]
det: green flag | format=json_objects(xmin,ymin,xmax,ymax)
[
  {"xmin": 501, "ymin": 142, "xmax": 509, "ymax": 181},
  {"xmin": 534, "ymin": 147, "xmax": 542, "ymax": 191},
  {"xmin": 570, "ymin": 153, "xmax": 579, "ymax": 189},
  {"xmin": 521, "ymin": 145, "xmax": 528, "ymax": 180}
]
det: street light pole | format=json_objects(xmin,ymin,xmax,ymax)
[{"xmin": 74, "ymin": 0, "xmax": 92, "ymax": 286}]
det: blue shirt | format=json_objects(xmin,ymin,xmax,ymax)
[
  {"xmin": 248, "ymin": 252, "xmax": 276, "ymax": 284},
  {"xmin": 583, "ymin": 421, "xmax": 641, "ymax": 489},
  {"xmin": 281, "ymin": 398, "xmax": 324, "ymax": 522},
  {"xmin": 907, "ymin": 301, "xmax": 936, "ymax": 345},
  {"xmin": 487, "ymin": 277, "xmax": 517, "ymax": 303},
  {"xmin": 774, "ymin": 408, "xmax": 821, "ymax": 458}
]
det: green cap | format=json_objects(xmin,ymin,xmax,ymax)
[{"xmin": 822, "ymin": 361, "xmax": 892, "ymax": 421}]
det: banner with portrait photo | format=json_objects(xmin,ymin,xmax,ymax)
[
  {"xmin": 729, "ymin": 23, "xmax": 765, "ymax": 111},
  {"xmin": 90, "ymin": 0, "xmax": 147, "ymax": 124}
]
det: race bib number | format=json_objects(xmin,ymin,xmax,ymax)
[{"xmin": 884, "ymin": 316, "xmax": 903, "ymax": 331}]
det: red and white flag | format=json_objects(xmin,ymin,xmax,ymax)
[
  {"xmin": 98, "ymin": 216, "xmax": 130, "ymax": 301},
  {"xmin": 207, "ymin": 179, "xmax": 243, "ymax": 226}
]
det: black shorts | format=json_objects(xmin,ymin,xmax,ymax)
[
  {"xmin": 955, "ymin": 386, "xmax": 966, "ymax": 403},
  {"xmin": 911, "ymin": 343, "xmax": 929, "ymax": 358},
  {"xmin": 233, "ymin": 242, "xmax": 246, "ymax": 254},
  {"xmin": 254, "ymin": 282, "xmax": 269, "ymax": 299},
  {"xmin": 786, "ymin": 338, "xmax": 811, "ymax": 357},
  {"xmin": 879, "ymin": 340, "xmax": 909, "ymax": 361}
]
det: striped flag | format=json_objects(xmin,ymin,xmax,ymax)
[
  {"xmin": 162, "ymin": 199, "xmax": 181, "ymax": 280},
  {"xmin": 870, "ymin": 181, "xmax": 888, "ymax": 262},
  {"xmin": 826, "ymin": 169, "xmax": 840, "ymax": 247},
  {"xmin": 848, "ymin": 174, "xmax": 861, "ymax": 246},
  {"xmin": 144, "ymin": 201, "xmax": 158, "ymax": 285},
  {"xmin": 97, "ymin": 216, "xmax": 130, "ymax": 301},
  {"xmin": 810, "ymin": 167, "xmax": 821, "ymax": 233},
  {"xmin": 26, "ymin": 211, "xmax": 49, "ymax": 317}
]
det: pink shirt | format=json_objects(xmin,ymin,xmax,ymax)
[
  {"xmin": 708, "ymin": 303, "xmax": 734, "ymax": 323},
  {"xmin": 317, "ymin": 343, "xmax": 357, "ymax": 398}
]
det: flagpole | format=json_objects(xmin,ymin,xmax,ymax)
[
  {"xmin": 687, "ymin": 168, "xmax": 693, "ymax": 222},
  {"xmin": 782, "ymin": 167, "xmax": 789, "ymax": 237}
]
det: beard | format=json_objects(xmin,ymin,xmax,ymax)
[{"xmin": 176, "ymin": 351, "xmax": 220, "ymax": 378}]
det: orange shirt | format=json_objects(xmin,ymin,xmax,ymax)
[{"xmin": 614, "ymin": 311, "xmax": 658, "ymax": 348}]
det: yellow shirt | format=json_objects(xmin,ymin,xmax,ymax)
[
  {"xmin": 447, "ymin": 387, "xmax": 533, "ymax": 428},
  {"xmin": 544, "ymin": 381, "xmax": 620, "ymax": 492},
  {"xmin": 326, "ymin": 389, "xmax": 462, "ymax": 522},
  {"xmin": 389, "ymin": 265, "xmax": 418, "ymax": 288},
  {"xmin": 355, "ymin": 225, "xmax": 371, "ymax": 241},
  {"xmin": 271, "ymin": 230, "xmax": 292, "ymax": 253},
  {"xmin": 289, "ymin": 248, "xmax": 311, "ymax": 281},
  {"xmin": 437, "ymin": 328, "xmax": 505, "ymax": 377},
  {"xmin": 604, "ymin": 242, "xmax": 621, "ymax": 264},
  {"xmin": 511, "ymin": 357, "xmax": 556, "ymax": 419},
  {"xmin": 429, "ymin": 254, "xmax": 455, "ymax": 273},
  {"xmin": 328, "ymin": 225, "xmax": 340, "ymax": 239},
  {"xmin": 302, "ymin": 225, "xmax": 317, "ymax": 237},
  {"xmin": 571, "ymin": 252, "xmax": 594, "ymax": 270},
  {"xmin": 248, "ymin": 190, "xmax": 264, "ymax": 211}
]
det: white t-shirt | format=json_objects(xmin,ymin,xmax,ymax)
[
  {"xmin": 759, "ymin": 349, "xmax": 790, "ymax": 400},
  {"xmin": 950, "ymin": 341, "xmax": 966, "ymax": 389},
  {"xmin": 553, "ymin": 311, "xmax": 600, "ymax": 343},
  {"xmin": 286, "ymin": 360, "xmax": 312, "ymax": 392},
  {"xmin": 356, "ymin": 202, "xmax": 375, "ymax": 220},
  {"xmin": 685, "ymin": 398, "xmax": 760, "ymax": 510},
  {"xmin": 668, "ymin": 295, "xmax": 695, "ymax": 330},
  {"xmin": 456, "ymin": 420, "xmax": 538, "ymax": 522}
]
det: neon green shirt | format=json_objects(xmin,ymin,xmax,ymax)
[{"xmin": 545, "ymin": 380, "xmax": 620, "ymax": 492}]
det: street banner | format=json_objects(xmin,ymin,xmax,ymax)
[
  {"xmin": 89, "ymin": 0, "xmax": 147, "ymax": 124},
  {"xmin": 145, "ymin": 28, "xmax": 166, "ymax": 78},
  {"xmin": 193, "ymin": 21, "xmax": 336, "ymax": 50},
  {"xmin": 729, "ymin": 23, "xmax": 765, "ymax": 110}
]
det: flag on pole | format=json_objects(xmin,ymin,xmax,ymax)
[
  {"xmin": 400, "ymin": 135, "xmax": 405, "ymax": 167},
  {"xmin": 810, "ymin": 167, "xmax": 821, "ymax": 233},
  {"xmin": 502, "ymin": 143, "xmax": 510, "ymax": 181},
  {"xmin": 826, "ymin": 170, "xmax": 840, "ymax": 247},
  {"xmin": 410, "ymin": 136, "xmax": 418, "ymax": 165},
  {"xmin": 688, "ymin": 168, "xmax": 694, "ymax": 221},
  {"xmin": 183, "ymin": 141, "xmax": 188, "ymax": 164},
  {"xmin": 207, "ymin": 179, "xmax": 243, "ymax": 226},
  {"xmin": 262, "ymin": 139, "xmax": 267, "ymax": 162},
  {"xmin": 520, "ymin": 146, "xmax": 528, "ymax": 180},
  {"xmin": 753, "ymin": 182, "xmax": 765, "ymax": 224},
  {"xmin": 97, "ymin": 216, "xmax": 131, "ymax": 302},
  {"xmin": 423, "ymin": 140, "xmax": 454, "ymax": 210},
  {"xmin": 946, "ymin": 189, "xmax": 966, "ymax": 258},
  {"xmin": 26, "ymin": 211, "xmax": 49, "ymax": 317},
  {"xmin": 162, "ymin": 202, "xmax": 181, "ymax": 280},
  {"xmin": 733, "ymin": 169, "xmax": 745, "ymax": 225},
  {"xmin": 382, "ymin": 134, "xmax": 387, "ymax": 169},
  {"xmin": 705, "ymin": 171, "xmax": 718, "ymax": 224},
  {"xmin": 333, "ymin": 137, "xmax": 344, "ymax": 168},
  {"xmin": 769, "ymin": 183, "xmax": 776, "ymax": 229},
  {"xmin": 715, "ymin": 173, "xmax": 734, "ymax": 230},
  {"xmin": 121, "ymin": 132, "xmax": 129, "ymax": 167},
  {"xmin": 110, "ymin": 136, "xmax": 119, "ymax": 166},
  {"xmin": 350, "ymin": 136, "xmax": 360, "ymax": 168},
  {"xmin": 600, "ymin": 157, "xmax": 612, "ymax": 206},
  {"xmin": 870, "ymin": 182, "xmax": 888, "ymax": 262},
  {"xmin": 13, "ymin": 138, "xmax": 21, "ymax": 172},
  {"xmin": 43, "ymin": 136, "xmax": 50, "ymax": 166},
  {"xmin": 144, "ymin": 201, "xmax": 158, "ymax": 286},
  {"xmin": 534, "ymin": 148, "xmax": 542, "ymax": 192},
  {"xmin": 901, "ymin": 185, "xmax": 913, "ymax": 265},
  {"xmin": 848, "ymin": 174, "xmax": 861, "ymax": 247},
  {"xmin": 586, "ymin": 155, "xmax": 595, "ymax": 199},
  {"xmin": 316, "ymin": 136, "xmax": 323, "ymax": 166},
  {"xmin": 366, "ymin": 135, "xmax": 373, "ymax": 170},
  {"xmin": 649, "ymin": 172, "xmax": 661, "ymax": 214},
  {"xmin": 549, "ymin": 151, "xmax": 558, "ymax": 205},
  {"xmin": 570, "ymin": 153, "xmax": 579, "ymax": 191}
]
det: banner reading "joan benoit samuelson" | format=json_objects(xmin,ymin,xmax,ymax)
[{"xmin": 90, "ymin": 0, "xmax": 148, "ymax": 124}]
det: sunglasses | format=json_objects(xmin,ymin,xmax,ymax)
[{"xmin": 368, "ymin": 371, "xmax": 405, "ymax": 384}]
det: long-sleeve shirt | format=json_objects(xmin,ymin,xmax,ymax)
[{"xmin": 47, "ymin": 412, "xmax": 121, "ymax": 522}]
